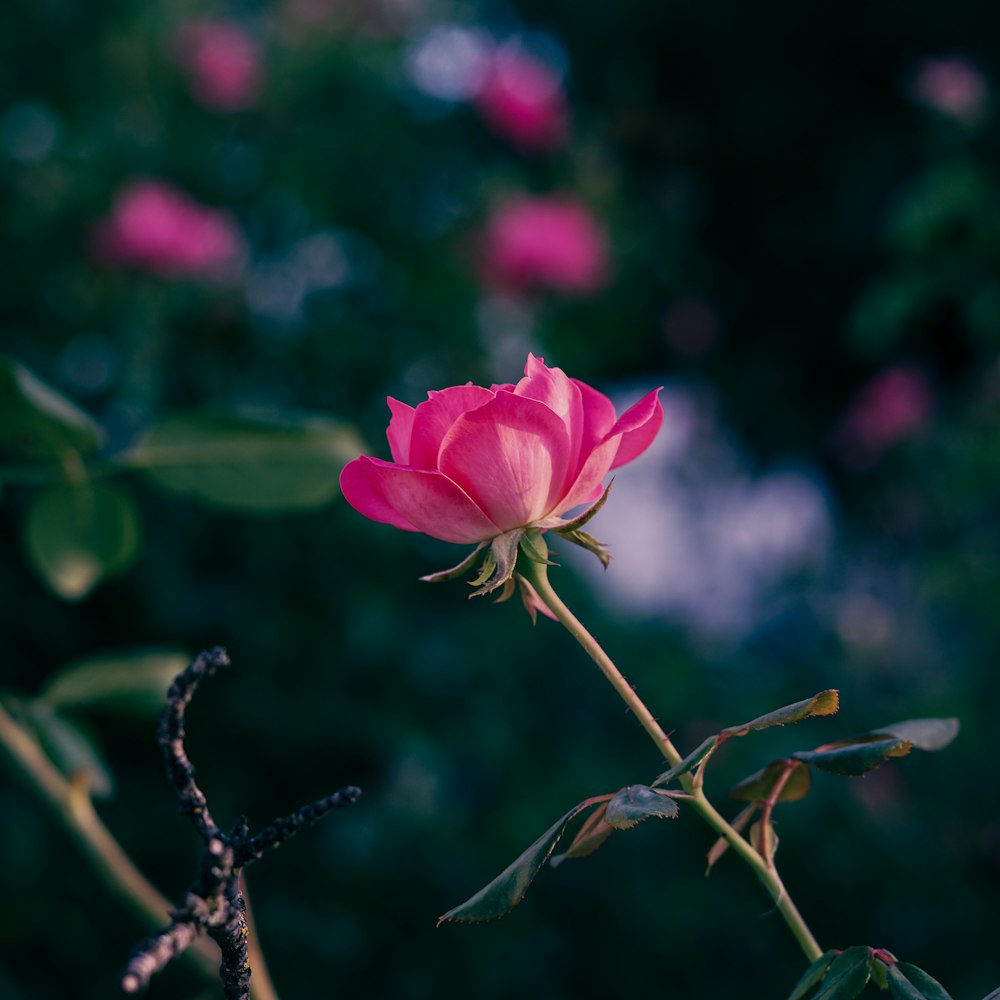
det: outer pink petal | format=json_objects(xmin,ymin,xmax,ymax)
[
  {"xmin": 552, "ymin": 432, "xmax": 621, "ymax": 514},
  {"xmin": 609, "ymin": 387, "xmax": 664, "ymax": 469},
  {"xmin": 340, "ymin": 456, "xmax": 500, "ymax": 544},
  {"xmin": 438, "ymin": 391, "xmax": 571, "ymax": 531},
  {"xmin": 409, "ymin": 385, "xmax": 496, "ymax": 469},
  {"xmin": 386, "ymin": 397, "xmax": 416, "ymax": 464}
]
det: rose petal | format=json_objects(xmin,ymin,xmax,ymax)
[
  {"xmin": 573, "ymin": 378, "xmax": 618, "ymax": 454},
  {"xmin": 386, "ymin": 397, "xmax": 416, "ymax": 465},
  {"xmin": 553, "ymin": 432, "xmax": 620, "ymax": 514},
  {"xmin": 609, "ymin": 387, "xmax": 664, "ymax": 469},
  {"xmin": 340, "ymin": 456, "xmax": 500, "ymax": 544},
  {"xmin": 438, "ymin": 390, "xmax": 571, "ymax": 531},
  {"xmin": 514, "ymin": 354, "xmax": 585, "ymax": 481},
  {"xmin": 409, "ymin": 384, "xmax": 496, "ymax": 468}
]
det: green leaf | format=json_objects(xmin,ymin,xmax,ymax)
[
  {"xmin": 604, "ymin": 784, "xmax": 679, "ymax": 829},
  {"xmin": 722, "ymin": 690, "xmax": 840, "ymax": 737},
  {"xmin": 869, "ymin": 718, "xmax": 959, "ymax": 752},
  {"xmin": 794, "ymin": 737, "xmax": 911, "ymax": 776},
  {"xmin": 730, "ymin": 759, "xmax": 812, "ymax": 803},
  {"xmin": 550, "ymin": 803, "xmax": 613, "ymax": 866},
  {"xmin": 886, "ymin": 964, "xmax": 927, "ymax": 1000},
  {"xmin": 749, "ymin": 818, "xmax": 778, "ymax": 865},
  {"xmin": 130, "ymin": 410, "xmax": 365, "ymax": 512},
  {"xmin": 653, "ymin": 691, "xmax": 839, "ymax": 788},
  {"xmin": 889, "ymin": 963, "xmax": 955, "ymax": 1000},
  {"xmin": 40, "ymin": 649, "xmax": 189, "ymax": 714},
  {"xmin": 811, "ymin": 947, "xmax": 871, "ymax": 1000},
  {"xmin": 0, "ymin": 355, "xmax": 102, "ymax": 459},
  {"xmin": 786, "ymin": 950, "xmax": 839, "ymax": 1000},
  {"xmin": 25, "ymin": 702, "xmax": 114, "ymax": 798},
  {"xmin": 653, "ymin": 734, "xmax": 717, "ymax": 787},
  {"xmin": 23, "ymin": 482, "xmax": 141, "ymax": 601},
  {"xmin": 438, "ymin": 795, "xmax": 611, "ymax": 924}
]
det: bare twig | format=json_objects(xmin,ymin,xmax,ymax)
[{"xmin": 120, "ymin": 648, "xmax": 361, "ymax": 998}]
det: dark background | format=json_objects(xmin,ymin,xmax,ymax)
[{"xmin": 2, "ymin": 1, "xmax": 999, "ymax": 998}]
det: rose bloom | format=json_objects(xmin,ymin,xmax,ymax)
[
  {"xmin": 340, "ymin": 354, "xmax": 663, "ymax": 544},
  {"xmin": 91, "ymin": 180, "xmax": 245, "ymax": 278},
  {"xmin": 481, "ymin": 195, "xmax": 610, "ymax": 295},
  {"xmin": 474, "ymin": 44, "xmax": 568, "ymax": 150},
  {"xmin": 173, "ymin": 19, "xmax": 263, "ymax": 111},
  {"xmin": 835, "ymin": 366, "xmax": 934, "ymax": 465},
  {"xmin": 910, "ymin": 56, "xmax": 988, "ymax": 123}
]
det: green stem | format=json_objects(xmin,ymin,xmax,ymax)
[
  {"xmin": 519, "ymin": 555, "xmax": 823, "ymax": 963},
  {"xmin": 0, "ymin": 700, "xmax": 280, "ymax": 1000}
]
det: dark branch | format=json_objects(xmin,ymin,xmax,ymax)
[{"xmin": 120, "ymin": 649, "xmax": 361, "ymax": 997}]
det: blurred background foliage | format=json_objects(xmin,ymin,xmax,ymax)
[{"xmin": 2, "ymin": 0, "xmax": 999, "ymax": 997}]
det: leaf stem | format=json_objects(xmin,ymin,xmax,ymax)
[
  {"xmin": 0, "ymin": 700, "xmax": 280, "ymax": 1000},
  {"xmin": 518, "ymin": 555, "xmax": 823, "ymax": 963}
]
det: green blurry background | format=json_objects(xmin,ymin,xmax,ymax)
[{"xmin": 2, "ymin": 1, "xmax": 999, "ymax": 998}]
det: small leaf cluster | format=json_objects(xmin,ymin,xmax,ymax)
[
  {"xmin": 788, "ymin": 946, "xmax": 953, "ymax": 999},
  {"xmin": 651, "ymin": 695, "xmax": 957, "ymax": 872},
  {"xmin": 439, "ymin": 690, "xmax": 958, "ymax": 932},
  {"xmin": 1, "ymin": 354, "xmax": 364, "ymax": 600}
]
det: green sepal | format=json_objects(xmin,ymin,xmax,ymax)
[
  {"xmin": 786, "ymin": 950, "xmax": 839, "ymax": 1000},
  {"xmin": 468, "ymin": 529, "xmax": 525, "ymax": 598},
  {"xmin": 420, "ymin": 543, "xmax": 488, "ymax": 584},
  {"xmin": 556, "ymin": 528, "xmax": 611, "ymax": 569},
  {"xmin": 438, "ymin": 793, "xmax": 612, "ymax": 925},
  {"xmin": 550, "ymin": 481, "xmax": 612, "ymax": 533},
  {"xmin": 518, "ymin": 529, "xmax": 553, "ymax": 565}
]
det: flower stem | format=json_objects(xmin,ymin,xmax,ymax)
[
  {"xmin": 0, "ymin": 700, "xmax": 280, "ymax": 1000},
  {"xmin": 518, "ymin": 556, "xmax": 823, "ymax": 963}
]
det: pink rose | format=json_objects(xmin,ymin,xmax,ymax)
[
  {"xmin": 340, "ymin": 354, "xmax": 663, "ymax": 544},
  {"xmin": 474, "ymin": 44, "xmax": 568, "ymax": 150},
  {"xmin": 92, "ymin": 180, "xmax": 245, "ymax": 278},
  {"xmin": 173, "ymin": 19, "xmax": 263, "ymax": 111},
  {"xmin": 835, "ymin": 367, "xmax": 934, "ymax": 465},
  {"xmin": 481, "ymin": 195, "xmax": 610, "ymax": 295},
  {"xmin": 910, "ymin": 56, "xmax": 988, "ymax": 123}
]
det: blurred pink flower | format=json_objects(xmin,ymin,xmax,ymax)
[
  {"xmin": 481, "ymin": 195, "xmax": 610, "ymax": 295},
  {"xmin": 835, "ymin": 367, "xmax": 934, "ymax": 465},
  {"xmin": 474, "ymin": 44, "xmax": 568, "ymax": 150},
  {"xmin": 910, "ymin": 57, "xmax": 988, "ymax": 122},
  {"xmin": 173, "ymin": 19, "xmax": 263, "ymax": 111},
  {"xmin": 92, "ymin": 180, "xmax": 245, "ymax": 278}
]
